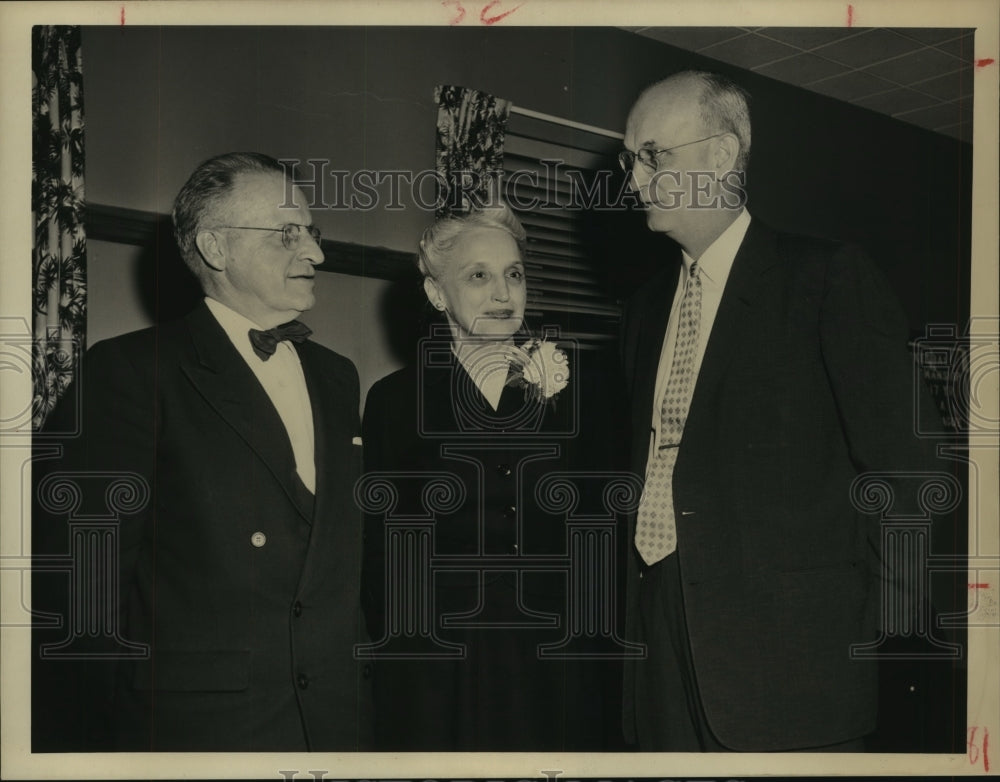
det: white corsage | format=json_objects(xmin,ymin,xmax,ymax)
[{"xmin": 506, "ymin": 338, "xmax": 570, "ymax": 404}]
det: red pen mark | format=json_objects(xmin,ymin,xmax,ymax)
[
  {"xmin": 846, "ymin": 4, "xmax": 854, "ymax": 26},
  {"xmin": 976, "ymin": 58, "xmax": 995, "ymax": 69},
  {"xmin": 480, "ymin": 0, "xmax": 522, "ymax": 25},
  {"xmin": 443, "ymin": 0, "xmax": 466, "ymax": 25},
  {"xmin": 969, "ymin": 726, "xmax": 991, "ymax": 770},
  {"xmin": 969, "ymin": 582, "xmax": 991, "ymax": 589}
]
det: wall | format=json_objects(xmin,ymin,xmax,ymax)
[{"xmin": 81, "ymin": 25, "xmax": 972, "ymax": 402}]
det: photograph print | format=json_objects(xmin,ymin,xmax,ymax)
[{"xmin": 2, "ymin": 1, "xmax": 997, "ymax": 779}]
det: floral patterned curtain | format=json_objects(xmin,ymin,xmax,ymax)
[
  {"xmin": 32, "ymin": 26, "xmax": 86, "ymax": 430},
  {"xmin": 434, "ymin": 85, "xmax": 512, "ymax": 217}
]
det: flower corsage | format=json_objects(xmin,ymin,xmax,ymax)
[{"xmin": 506, "ymin": 338, "xmax": 570, "ymax": 404}]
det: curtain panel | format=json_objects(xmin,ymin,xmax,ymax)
[
  {"xmin": 433, "ymin": 85, "xmax": 512, "ymax": 217},
  {"xmin": 31, "ymin": 25, "xmax": 87, "ymax": 430}
]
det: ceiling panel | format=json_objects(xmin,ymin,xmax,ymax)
[
  {"xmin": 627, "ymin": 26, "xmax": 976, "ymax": 141},
  {"xmin": 915, "ymin": 68, "xmax": 975, "ymax": 101},
  {"xmin": 754, "ymin": 27, "xmax": 859, "ymax": 49},
  {"xmin": 631, "ymin": 26, "xmax": 747, "ymax": 51},
  {"xmin": 888, "ymin": 27, "xmax": 967, "ymax": 45},
  {"xmin": 698, "ymin": 33, "xmax": 800, "ymax": 69},
  {"xmin": 897, "ymin": 100, "xmax": 972, "ymax": 129},
  {"xmin": 853, "ymin": 87, "xmax": 940, "ymax": 115},
  {"xmin": 812, "ymin": 29, "xmax": 923, "ymax": 68},
  {"xmin": 753, "ymin": 52, "xmax": 845, "ymax": 85},
  {"xmin": 864, "ymin": 47, "xmax": 966, "ymax": 84},
  {"xmin": 807, "ymin": 69, "xmax": 898, "ymax": 101},
  {"xmin": 932, "ymin": 33, "xmax": 975, "ymax": 59}
]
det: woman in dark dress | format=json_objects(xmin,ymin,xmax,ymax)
[{"xmin": 360, "ymin": 204, "xmax": 633, "ymax": 751}]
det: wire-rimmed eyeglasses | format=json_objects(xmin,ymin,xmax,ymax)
[
  {"xmin": 217, "ymin": 223, "xmax": 322, "ymax": 250},
  {"xmin": 618, "ymin": 133, "xmax": 726, "ymax": 173}
]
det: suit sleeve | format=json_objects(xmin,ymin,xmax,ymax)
[
  {"xmin": 818, "ymin": 245, "xmax": 940, "ymax": 473},
  {"xmin": 818, "ymin": 245, "xmax": 944, "ymax": 626},
  {"xmin": 33, "ymin": 336, "xmax": 157, "ymax": 750},
  {"xmin": 359, "ymin": 377, "xmax": 390, "ymax": 642}
]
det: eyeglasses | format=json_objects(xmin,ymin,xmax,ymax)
[
  {"xmin": 618, "ymin": 133, "xmax": 726, "ymax": 173},
  {"xmin": 217, "ymin": 223, "xmax": 322, "ymax": 249}
]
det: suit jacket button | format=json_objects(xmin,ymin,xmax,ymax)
[
  {"xmin": 511, "ymin": 543, "xmax": 519, "ymax": 554},
  {"xmin": 292, "ymin": 601, "xmax": 303, "ymax": 618},
  {"xmin": 297, "ymin": 673, "xmax": 309, "ymax": 690},
  {"xmin": 496, "ymin": 463, "xmax": 512, "ymax": 477},
  {"xmin": 503, "ymin": 504, "xmax": 517, "ymax": 519},
  {"xmin": 251, "ymin": 532, "xmax": 266, "ymax": 547}
]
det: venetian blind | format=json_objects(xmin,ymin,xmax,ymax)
[{"xmin": 504, "ymin": 109, "xmax": 625, "ymax": 350}]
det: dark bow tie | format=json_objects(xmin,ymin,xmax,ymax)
[{"xmin": 248, "ymin": 320, "xmax": 312, "ymax": 360}]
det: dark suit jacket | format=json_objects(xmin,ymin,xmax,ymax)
[
  {"xmin": 33, "ymin": 302, "xmax": 372, "ymax": 751},
  {"xmin": 620, "ymin": 221, "xmax": 940, "ymax": 750}
]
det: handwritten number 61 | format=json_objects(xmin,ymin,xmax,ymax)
[{"xmin": 968, "ymin": 726, "xmax": 991, "ymax": 772}]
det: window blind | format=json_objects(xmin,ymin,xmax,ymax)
[{"xmin": 504, "ymin": 111, "xmax": 625, "ymax": 350}]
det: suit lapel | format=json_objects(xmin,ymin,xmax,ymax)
[
  {"xmin": 686, "ymin": 221, "xmax": 781, "ymax": 427},
  {"xmin": 298, "ymin": 342, "xmax": 352, "ymax": 510},
  {"xmin": 629, "ymin": 264, "xmax": 680, "ymax": 475},
  {"xmin": 180, "ymin": 303, "xmax": 313, "ymax": 522}
]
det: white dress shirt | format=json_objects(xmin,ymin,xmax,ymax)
[
  {"xmin": 205, "ymin": 297, "xmax": 316, "ymax": 493},
  {"xmin": 648, "ymin": 209, "xmax": 752, "ymax": 464}
]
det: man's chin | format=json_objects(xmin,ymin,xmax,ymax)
[
  {"xmin": 645, "ymin": 208, "xmax": 675, "ymax": 233},
  {"xmin": 291, "ymin": 294, "xmax": 315, "ymax": 314}
]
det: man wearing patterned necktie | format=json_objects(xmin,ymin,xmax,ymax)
[
  {"xmin": 618, "ymin": 72, "xmax": 940, "ymax": 752},
  {"xmin": 33, "ymin": 152, "xmax": 372, "ymax": 751}
]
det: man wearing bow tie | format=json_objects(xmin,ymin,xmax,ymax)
[{"xmin": 33, "ymin": 152, "xmax": 372, "ymax": 751}]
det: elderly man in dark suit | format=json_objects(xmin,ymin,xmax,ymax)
[
  {"xmin": 33, "ymin": 152, "xmax": 371, "ymax": 751},
  {"xmin": 618, "ymin": 71, "xmax": 939, "ymax": 752}
]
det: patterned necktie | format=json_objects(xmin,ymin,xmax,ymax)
[
  {"xmin": 248, "ymin": 320, "xmax": 312, "ymax": 361},
  {"xmin": 635, "ymin": 261, "xmax": 702, "ymax": 566}
]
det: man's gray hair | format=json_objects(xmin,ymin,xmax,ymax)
[
  {"xmin": 643, "ymin": 71, "xmax": 752, "ymax": 172},
  {"xmin": 695, "ymin": 71, "xmax": 752, "ymax": 171},
  {"xmin": 172, "ymin": 152, "xmax": 287, "ymax": 281}
]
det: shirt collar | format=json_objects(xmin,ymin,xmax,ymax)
[
  {"xmin": 681, "ymin": 208, "xmax": 752, "ymax": 284},
  {"xmin": 204, "ymin": 296, "xmax": 270, "ymax": 365}
]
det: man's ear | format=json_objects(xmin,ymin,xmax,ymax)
[
  {"xmin": 714, "ymin": 133, "xmax": 740, "ymax": 173},
  {"xmin": 423, "ymin": 276, "xmax": 446, "ymax": 311},
  {"xmin": 195, "ymin": 229, "xmax": 227, "ymax": 272}
]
